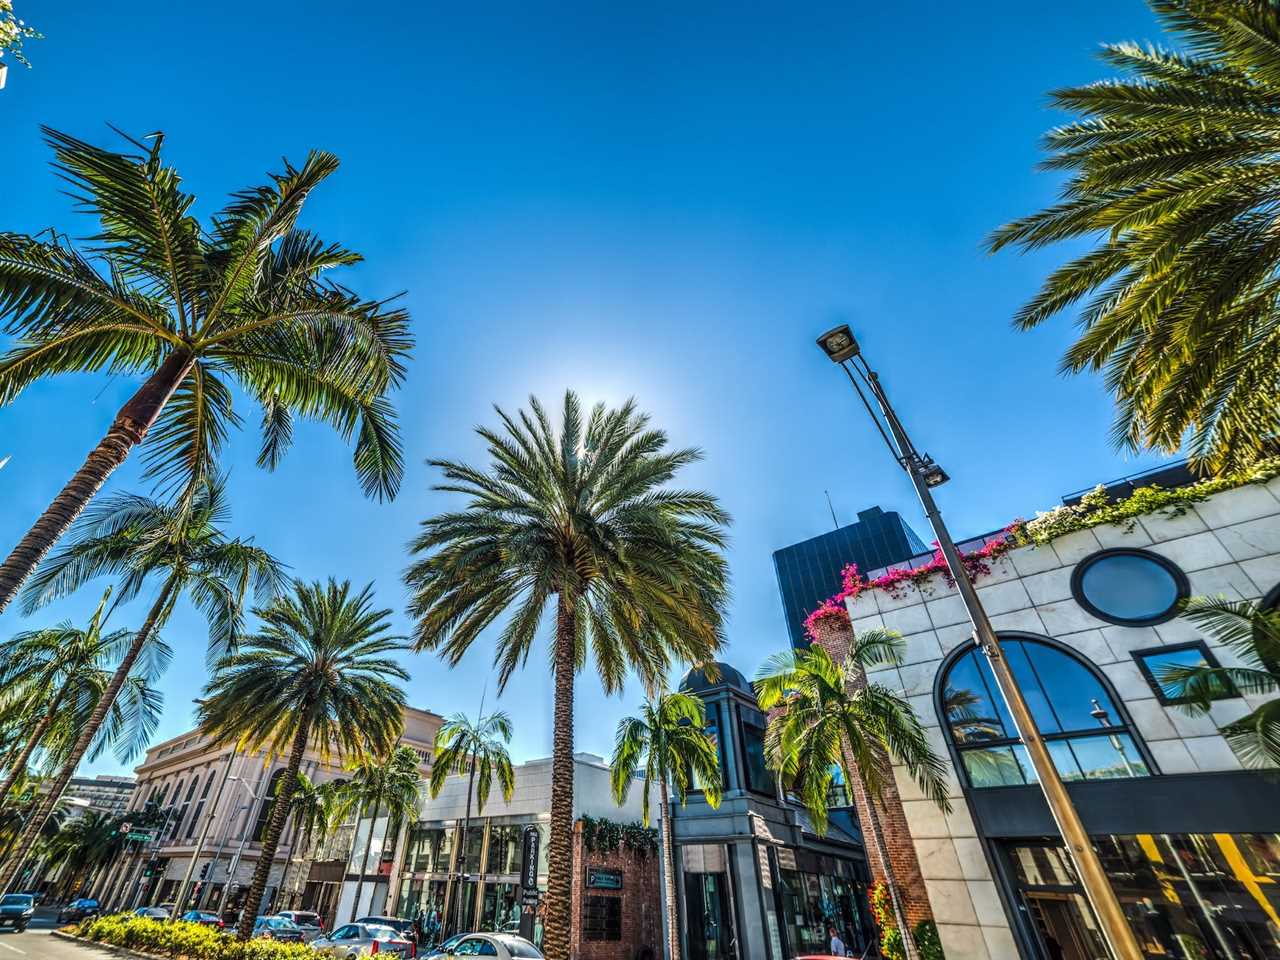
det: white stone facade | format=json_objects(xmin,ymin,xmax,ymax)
[{"xmin": 844, "ymin": 476, "xmax": 1280, "ymax": 960}]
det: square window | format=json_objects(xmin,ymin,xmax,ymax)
[
  {"xmin": 582, "ymin": 895, "xmax": 621, "ymax": 941},
  {"xmin": 1132, "ymin": 642, "xmax": 1237, "ymax": 706}
]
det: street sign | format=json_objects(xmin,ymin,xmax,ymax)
[
  {"xmin": 519, "ymin": 825, "xmax": 541, "ymax": 941},
  {"xmin": 586, "ymin": 868, "xmax": 622, "ymax": 890},
  {"xmin": 127, "ymin": 830, "xmax": 156, "ymax": 842}
]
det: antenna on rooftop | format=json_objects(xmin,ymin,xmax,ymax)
[{"xmin": 824, "ymin": 490, "xmax": 839, "ymax": 530}]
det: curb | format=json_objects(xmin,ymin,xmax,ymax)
[{"xmin": 51, "ymin": 930, "xmax": 169, "ymax": 960}]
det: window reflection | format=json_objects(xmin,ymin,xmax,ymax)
[{"xmin": 941, "ymin": 638, "xmax": 1150, "ymax": 789}]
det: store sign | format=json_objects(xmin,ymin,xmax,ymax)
[
  {"xmin": 587, "ymin": 868, "xmax": 623, "ymax": 890},
  {"xmin": 520, "ymin": 825, "xmax": 540, "ymax": 898}
]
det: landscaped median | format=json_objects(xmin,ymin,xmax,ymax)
[{"xmin": 63, "ymin": 915, "xmax": 317, "ymax": 960}]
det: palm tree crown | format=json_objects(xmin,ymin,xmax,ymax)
[
  {"xmin": 609, "ymin": 692, "xmax": 722, "ymax": 828},
  {"xmin": 988, "ymin": 0, "xmax": 1280, "ymax": 473},
  {"xmin": 0, "ymin": 126, "xmax": 412, "ymax": 611},
  {"xmin": 198, "ymin": 578, "xmax": 409, "ymax": 938},
  {"xmin": 428, "ymin": 711, "xmax": 516, "ymax": 814},
  {"xmin": 754, "ymin": 635, "xmax": 950, "ymax": 834}
]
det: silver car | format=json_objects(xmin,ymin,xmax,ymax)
[
  {"xmin": 274, "ymin": 911, "xmax": 324, "ymax": 942},
  {"xmin": 310, "ymin": 922, "xmax": 415, "ymax": 958},
  {"xmin": 430, "ymin": 934, "xmax": 542, "ymax": 959}
]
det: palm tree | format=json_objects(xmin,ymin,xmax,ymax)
[
  {"xmin": 987, "ymin": 2, "xmax": 1280, "ymax": 474},
  {"xmin": 428, "ymin": 711, "xmax": 516, "ymax": 936},
  {"xmin": 44, "ymin": 810, "xmax": 124, "ymax": 900},
  {"xmin": 334, "ymin": 746, "xmax": 421, "ymax": 922},
  {"xmin": 282, "ymin": 773, "xmax": 338, "ymax": 911},
  {"xmin": 754, "ymin": 634, "xmax": 950, "ymax": 960},
  {"xmin": 0, "ymin": 479, "xmax": 281, "ymax": 893},
  {"xmin": 0, "ymin": 588, "xmax": 129, "ymax": 808},
  {"xmin": 197, "ymin": 579, "xmax": 408, "ymax": 940},
  {"xmin": 608, "ymin": 692, "xmax": 722, "ymax": 960},
  {"xmin": 1162, "ymin": 596, "xmax": 1280, "ymax": 766},
  {"xmin": 0, "ymin": 126, "xmax": 413, "ymax": 612},
  {"xmin": 405, "ymin": 392, "xmax": 730, "ymax": 960}
]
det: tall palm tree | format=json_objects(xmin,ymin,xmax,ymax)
[
  {"xmin": 0, "ymin": 126, "xmax": 413, "ymax": 612},
  {"xmin": 1162, "ymin": 596, "xmax": 1280, "ymax": 766},
  {"xmin": 0, "ymin": 479, "xmax": 281, "ymax": 893},
  {"xmin": 282, "ymin": 773, "xmax": 338, "ymax": 911},
  {"xmin": 988, "ymin": 1, "xmax": 1280, "ymax": 474},
  {"xmin": 44, "ymin": 810, "xmax": 124, "ymax": 900},
  {"xmin": 608, "ymin": 692, "xmax": 722, "ymax": 960},
  {"xmin": 197, "ymin": 579, "xmax": 408, "ymax": 940},
  {"xmin": 428, "ymin": 711, "xmax": 516, "ymax": 935},
  {"xmin": 754, "ymin": 634, "xmax": 950, "ymax": 960},
  {"xmin": 334, "ymin": 746, "xmax": 421, "ymax": 922},
  {"xmin": 405, "ymin": 392, "xmax": 730, "ymax": 960}
]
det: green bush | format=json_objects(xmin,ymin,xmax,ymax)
[
  {"xmin": 74, "ymin": 914, "xmax": 317, "ymax": 960},
  {"xmin": 913, "ymin": 919, "xmax": 946, "ymax": 960}
]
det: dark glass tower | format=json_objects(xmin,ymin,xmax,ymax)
[{"xmin": 772, "ymin": 506, "xmax": 928, "ymax": 648}]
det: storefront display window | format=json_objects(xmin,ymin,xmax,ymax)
[
  {"xmin": 480, "ymin": 881, "xmax": 520, "ymax": 932},
  {"xmin": 1007, "ymin": 834, "xmax": 1280, "ymax": 960},
  {"xmin": 682, "ymin": 844, "xmax": 736, "ymax": 960}
]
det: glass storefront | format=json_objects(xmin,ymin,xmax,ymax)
[
  {"xmin": 682, "ymin": 845, "xmax": 736, "ymax": 960},
  {"xmin": 1006, "ymin": 834, "xmax": 1280, "ymax": 960},
  {"xmin": 773, "ymin": 847, "xmax": 869, "ymax": 958}
]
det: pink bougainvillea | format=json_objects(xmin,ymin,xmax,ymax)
[{"xmin": 803, "ymin": 521, "xmax": 1025, "ymax": 643}]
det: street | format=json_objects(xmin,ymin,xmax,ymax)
[{"xmin": 0, "ymin": 912, "xmax": 114, "ymax": 960}]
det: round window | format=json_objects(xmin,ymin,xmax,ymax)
[{"xmin": 1071, "ymin": 548, "xmax": 1188, "ymax": 626}]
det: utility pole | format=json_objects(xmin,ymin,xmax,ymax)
[{"xmin": 816, "ymin": 325, "xmax": 1143, "ymax": 960}]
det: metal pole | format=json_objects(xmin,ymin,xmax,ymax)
[
  {"xmin": 172, "ymin": 745, "xmax": 240, "ymax": 916},
  {"xmin": 852, "ymin": 360, "xmax": 1143, "ymax": 960}
]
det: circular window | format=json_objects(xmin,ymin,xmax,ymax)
[{"xmin": 1071, "ymin": 548, "xmax": 1188, "ymax": 626}]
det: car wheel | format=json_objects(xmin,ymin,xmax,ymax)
[{"xmin": 15, "ymin": 925, "xmax": 26, "ymax": 933}]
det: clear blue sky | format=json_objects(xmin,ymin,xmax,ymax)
[{"xmin": 1, "ymin": 0, "xmax": 1171, "ymax": 777}]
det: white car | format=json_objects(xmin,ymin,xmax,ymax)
[
  {"xmin": 310, "ymin": 922, "xmax": 415, "ymax": 958},
  {"xmin": 432, "ymin": 934, "xmax": 543, "ymax": 959}
]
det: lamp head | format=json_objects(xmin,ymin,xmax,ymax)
[
  {"xmin": 921, "ymin": 458, "xmax": 949, "ymax": 488},
  {"xmin": 816, "ymin": 324, "xmax": 860, "ymax": 364}
]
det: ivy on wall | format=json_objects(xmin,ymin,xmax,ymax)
[{"xmin": 579, "ymin": 815, "xmax": 659, "ymax": 859}]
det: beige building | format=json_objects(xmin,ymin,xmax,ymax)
[{"xmin": 92, "ymin": 706, "xmax": 441, "ymax": 918}]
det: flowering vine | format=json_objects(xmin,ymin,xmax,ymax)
[{"xmin": 0, "ymin": 0, "xmax": 40, "ymax": 69}]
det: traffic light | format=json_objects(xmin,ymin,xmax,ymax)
[
  {"xmin": 199, "ymin": 862, "xmax": 211, "ymax": 881},
  {"xmin": 143, "ymin": 860, "xmax": 159, "ymax": 878}
]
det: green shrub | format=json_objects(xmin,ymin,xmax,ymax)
[
  {"xmin": 913, "ymin": 919, "xmax": 946, "ymax": 960},
  {"xmin": 74, "ymin": 914, "xmax": 316, "ymax": 960}
]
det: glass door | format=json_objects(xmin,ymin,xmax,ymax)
[{"xmin": 682, "ymin": 845, "xmax": 737, "ymax": 960}]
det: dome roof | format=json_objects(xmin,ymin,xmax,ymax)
[{"xmin": 678, "ymin": 661, "xmax": 752, "ymax": 697}]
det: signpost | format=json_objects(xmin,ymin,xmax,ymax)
[
  {"xmin": 126, "ymin": 831, "xmax": 156, "ymax": 843},
  {"xmin": 518, "ymin": 825, "xmax": 540, "ymax": 942}
]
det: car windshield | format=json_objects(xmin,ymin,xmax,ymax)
[
  {"xmin": 268, "ymin": 918, "xmax": 297, "ymax": 929},
  {"xmin": 368, "ymin": 926, "xmax": 397, "ymax": 940},
  {"xmin": 497, "ymin": 938, "xmax": 543, "ymax": 959},
  {"xmin": 1, "ymin": 895, "xmax": 31, "ymax": 907}
]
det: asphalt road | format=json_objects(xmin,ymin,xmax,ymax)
[{"xmin": 0, "ymin": 911, "xmax": 115, "ymax": 960}]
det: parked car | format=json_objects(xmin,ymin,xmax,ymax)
[
  {"xmin": 134, "ymin": 906, "xmax": 171, "ymax": 920},
  {"xmin": 421, "ymin": 935, "xmax": 464, "ymax": 959},
  {"xmin": 254, "ymin": 916, "xmax": 305, "ymax": 942},
  {"xmin": 274, "ymin": 911, "xmax": 324, "ymax": 941},
  {"xmin": 311, "ymin": 922, "xmax": 415, "ymax": 958},
  {"xmin": 180, "ymin": 911, "xmax": 224, "ymax": 930},
  {"xmin": 58, "ymin": 898, "xmax": 99, "ymax": 923},
  {"xmin": 0, "ymin": 894, "xmax": 35, "ymax": 932},
  {"xmin": 425, "ymin": 934, "xmax": 541, "ymax": 959},
  {"xmin": 354, "ymin": 916, "xmax": 415, "ymax": 939}
]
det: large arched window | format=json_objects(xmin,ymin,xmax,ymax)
[
  {"xmin": 252, "ymin": 769, "xmax": 287, "ymax": 841},
  {"xmin": 937, "ymin": 634, "xmax": 1152, "ymax": 789}
]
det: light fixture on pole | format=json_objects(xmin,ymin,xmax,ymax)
[{"xmin": 816, "ymin": 323, "xmax": 1143, "ymax": 960}]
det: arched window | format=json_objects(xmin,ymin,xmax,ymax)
[
  {"xmin": 252, "ymin": 769, "xmax": 288, "ymax": 841},
  {"xmin": 937, "ymin": 634, "xmax": 1152, "ymax": 789}
]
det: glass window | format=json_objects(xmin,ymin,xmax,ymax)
[
  {"xmin": 486, "ymin": 826, "xmax": 520, "ymax": 875},
  {"xmin": 741, "ymin": 721, "xmax": 774, "ymax": 795},
  {"xmin": 1073, "ymin": 549, "xmax": 1187, "ymax": 626},
  {"xmin": 582, "ymin": 896, "xmax": 621, "ymax": 941},
  {"xmin": 940, "ymin": 637, "xmax": 1151, "ymax": 789},
  {"xmin": 693, "ymin": 702, "xmax": 726, "ymax": 792},
  {"xmin": 1133, "ymin": 642, "xmax": 1237, "ymax": 705}
]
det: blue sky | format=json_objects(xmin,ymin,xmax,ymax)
[{"xmin": 0, "ymin": 1, "xmax": 1172, "ymax": 777}]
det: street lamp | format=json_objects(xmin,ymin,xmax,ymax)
[{"xmin": 817, "ymin": 324, "xmax": 1144, "ymax": 960}]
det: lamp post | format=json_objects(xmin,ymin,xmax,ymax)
[{"xmin": 815, "ymin": 325, "xmax": 1143, "ymax": 960}]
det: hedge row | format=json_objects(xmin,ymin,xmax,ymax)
[{"xmin": 72, "ymin": 915, "xmax": 319, "ymax": 960}]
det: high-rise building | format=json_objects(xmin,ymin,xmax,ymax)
[{"xmin": 772, "ymin": 505, "xmax": 927, "ymax": 647}]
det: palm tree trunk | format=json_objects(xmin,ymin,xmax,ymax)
[
  {"xmin": 349, "ymin": 800, "xmax": 380, "ymax": 923},
  {"xmin": 0, "ymin": 574, "xmax": 178, "ymax": 893},
  {"xmin": 0, "ymin": 685, "xmax": 66, "ymax": 810},
  {"xmin": 855, "ymin": 767, "xmax": 917, "ymax": 960},
  {"xmin": 542, "ymin": 593, "xmax": 576, "ymax": 960},
  {"xmin": 0, "ymin": 349, "xmax": 193, "ymax": 614},
  {"xmin": 659, "ymin": 778, "xmax": 680, "ymax": 960},
  {"xmin": 236, "ymin": 719, "xmax": 310, "ymax": 940},
  {"xmin": 447, "ymin": 759, "xmax": 477, "ymax": 936}
]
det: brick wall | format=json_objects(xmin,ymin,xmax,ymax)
[
  {"xmin": 809, "ymin": 616, "xmax": 935, "ymax": 929},
  {"xmin": 570, "ymin": 820, "xmax": 662, "ymax": 960}
]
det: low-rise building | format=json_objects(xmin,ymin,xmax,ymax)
[
  {"xmin": 63, "ymin": 774, "xmax": 135, "ymax": 819},
  {"xmin": 91, "ymin": 706, "xmax": 441, "ymax": 918}
]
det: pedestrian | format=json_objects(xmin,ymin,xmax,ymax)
[{"xmin": 828, "ymin": 924, "xmax": 847, "ymax": 957}]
